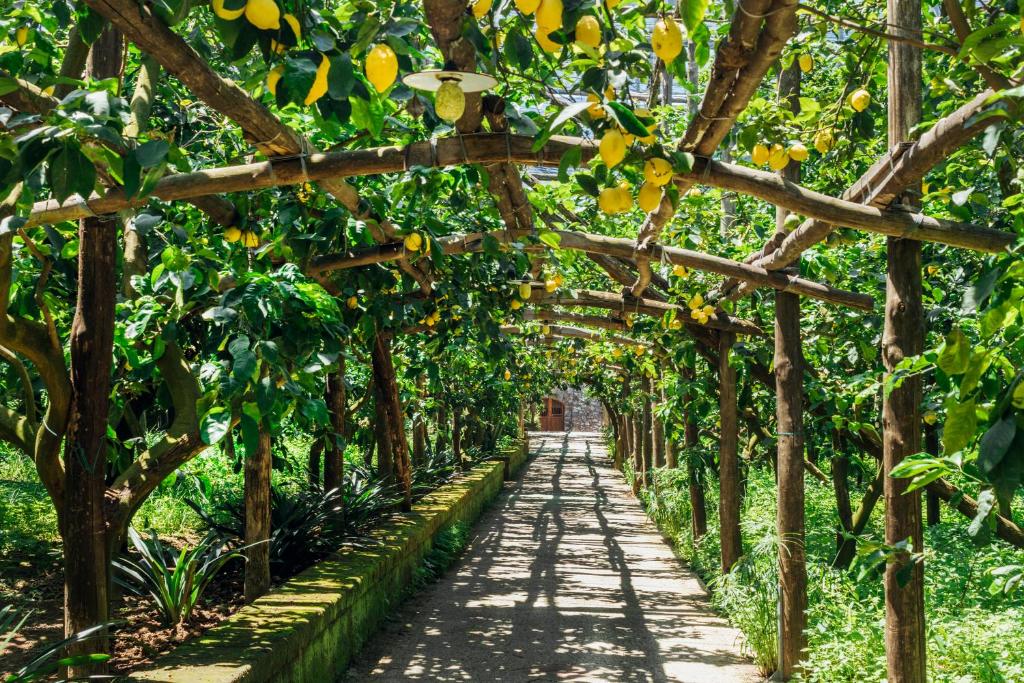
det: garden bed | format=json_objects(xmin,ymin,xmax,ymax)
[{"xmin": 125, "ymin": 457, "xmax": 509, "ymax": 682}]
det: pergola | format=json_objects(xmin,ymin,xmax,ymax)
[{"xmin": 1, "ymin": 0, "xmax": 1019, "ymax": 679}]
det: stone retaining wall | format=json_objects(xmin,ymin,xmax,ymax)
[{"xmin": 127, "ymin": 450, "xmax": 520, "ymax": 683}]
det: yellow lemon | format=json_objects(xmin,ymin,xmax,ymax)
[
  {"xmin": 788, "ymin": 142, "xmax": 809, "ymax": 162},
  {"xmin": 669, "ymin": 318, "xmax": 682, "ymax": 330},
  {"xmin": 587, "ymin": 92, "xmax": 605, "ymax": 118},
  {"xmin": 535, "ymin": 28, "xmax": 560, "ymax": 52},
  {"xmin": 634, "ymin": 344, "xmax": 645, "ymax": 356},
  {"xmin": 504, "ymin": 369, "xmax": 512, "ymax": 380},
  {"xmin": 519, "ymin": 282, "xmax": 532, "ymax": 300},
  {"xmin": 606, "ymin": 0, "xmax": 622, "ymax": 7},
  {"xmin": 511, "ymin": 299, "xmax": 523, "ymax": 310},
  {"xmin": 599, "ymin": 128, "xmax": 626, "ymax": 168},
  {"xmin": 923, "ymin": 410, "xmax": 938, "ymax": 425},
  {"xmin": 702, "ymin": 304, "xmax": 714, "ymax": 317},
  {"xmin": 612, "ymin": 347, "xmax": 622, "ymax": 358},
  {"xmin": 545, "ymin": 278, "xmax": 557, "ymax": 292},
  {"xmin": 365, "ymin": 44, "xmax": 398, "ymax": 93},
  {"xmin": 435, "ymin": 80, "xmax": 466, "ymax": 121},
  {"xmin": 927, "ymin": 265, "xmax": 939, "ymax": 275},
  {"xmin": 404, "ymin": 232, "xmax": 423, "ymax": 252},
  {"xmin": 798, "ymin": 54, "xmax": 813, "ymax": 73},
  {"xmin": 599, "ymin": 186, "xmax": 624, "ymax": 214},
  {"xmin": 688, "ymin": 293, "xmax": 704, "ymax": 310},
  {"xmin": 15, "ymin": 26, "xmax": 30, "ymax": 46},
  {"xmin": 266, "ymin": 65, "xmax": 283, "ymax": 96},
  {"xmin": 751, "ymin": 143, "xmax": 770, "ymax": 165},
  {"xmin": 245, "ymin": 0, "xmax": 280, "ymax": 30},
  {"xmin": 542, "ymin": 324, "xmax": 551, "ymax": 335},
  {"xmin": 473, "ymin": 0, "xmax": 492, "ymax": 18},
  {"xmin": 575, "ymin": 15, "xmax": 601, "ymax": 48},
  {"xmin": 537, "ymin": 0, "xmax": 563, "ymax": 32},
  {"xmin": 271, "ymin": 13, "xmax": 300, "ymax": 52},
  {"xmin": 633, "ymin": 107, "xmax": 657, "ymax": 144},
  {"xmin": 305, "ymin": 54, "xmax": 330, "ymax": 105},
  {"xmin": 638, "ymin": 181, "xmax": 662, "ymax": 213},
  {"xmin": 515, "ymin": 0, "xmax": 541, "ymax": 13},
  {"xmin": 672, "ymin": 264, "xmax": 688, "ymax": 277},
  {"xmin": 651, "ymin": 17, "xmax": 683, "ymax": 63},
  {"xmin": 615, "ymin": 182, "xmax": 632, "ymax": 211},
  {"xmin": 213, "ymin": 0, "xmax": 244, "ymax": 20},
  {"xmin": 242, "ymin": 231, "xmax": 260, "ymax": 248},
  {"xmin": 224, "ymin": 226, "xmax": 242, "ymax": 242},
  {"xmin": 768, "ymin": 143, "xmax": 789, "ymax": 171},
  {"xmin": 848, "ymin": 88, "xmax": 870, "ymax": 112},
  {"xmin": 813, "ymin": 129, "xmax": 833, "ymax": 154},
  {"xmin": 625, "ymin": 313, "xmax": 634, "ymax": 328},
  {"xmin": 346, "ymin": 295, "xmax": 359, "ymax": 309},
  {"xmin": 553, "ymin": 273, "xmax": 564, "ymax": 287},
  {"xmin": 643, "ymin": 157, "xmax": 673, "ymax": 186}
]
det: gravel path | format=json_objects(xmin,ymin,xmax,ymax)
[{"xmin": 344, "ymin": 431, "xmax": 762, "ymax": 682}]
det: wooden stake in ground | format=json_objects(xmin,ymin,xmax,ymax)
[
  {"xmin": 244, "ymin": 424, "xmax": 273, "ymax": 602},
  {"xmin": 684, "ymin": 365, "xmax": 708, "ymax": 540},
  {"xmin": 62, "ymin": 26, "xmax": 121, "ymax": 675},
  {"xmin": 719, "ymin": 331, "xmax": 742, "ymax": 573},
  {"xmin": 774, "ymin": 62, "xmax": 808, "ymax": 681},
  {"xmin": 883, "ymin": 0, "xmax": 927, "ymax": 677}
]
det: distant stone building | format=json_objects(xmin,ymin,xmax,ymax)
[{"xmin": 536, "ymin": 387, "xmax": 605, "ymax": 432}]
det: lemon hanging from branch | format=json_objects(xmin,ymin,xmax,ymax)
[
  {"xmin": 535, "ymin": 28, "xmax": 560, "ymax": 53},
  {"xmin": 515, "ymin": 0, "xmax": 541, "ymax": 13},
  {"xmin": 599, "ymin": 129, "xmax": 626, "ymax": 168},
  {"xmin": 643, "ymin": 157, "xmax": 673, "ymax": 186},
  {"xmin": 244, "ymin": 0, "xmax": 280, "ymax": 30},
  {"xmin": 536, "ymin": 0, "xmax": 563, "ymax": 32},
  {"xmin": 266, "ymin": 65, "xmax": 283, "ymax": 95},
  {"xmin": 472, "ymin": 0, "xmax": 492, "ymax": 19},
  {"xmin": 303, "ymin": 55, "xmax": 330, "ymax": 105},
  {"xmin": 651, "ymin": 17, "xmax": 682, "ymax": 63},
  {"xmin": 574, "ymin": 15, "xmax": 601, "ymax": 48},
  {"xmin": 213, "ymin": 0, "xmax": 244, "ymax": 20},
  {"xmin": 365, "ymin": 44, "xmax": 398, "ymax": 93},
  {"xmin": 638, "ymin": 182, "xmax": 662, "ymax": 213},
  {"xmin": 847, "ymin": 88, "xmax": 870, "ymax": 112}
]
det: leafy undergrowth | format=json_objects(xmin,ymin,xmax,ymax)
[
  {"xmin": 630, "ymin": 460, "xmax": 1024, "ymax": 682},
  {"xmin": 409, "ymin": 521, "xmax": 472, "ymax": 592}
]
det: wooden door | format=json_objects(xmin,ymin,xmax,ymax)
[{"xmin": 539, "ymin": 397, "xmax": 565, "ymax": 431}]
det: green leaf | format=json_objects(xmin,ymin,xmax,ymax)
[
  {"xmin": 943, "ymin": 397, "xmax": 977, "ymax": 455},
  {"xmin": 575, "ymin": 173, "xmax": 599, "ymax": 197},
  {"xmin": 505, "ymin": 30, "xmax": 533, "ymax": 71},
  {"xmin": 937, "ymin": 327, "xmax": 970, "ymax": 376},
  {"xmin": 48, "ymin": 143, "xmax": 95, "ymax": 205},
  {"xmin": 327, "ymin": 53, "xmax": 354, "ymax": 99},
  {"xmin": 978, "ymin": 417, "xmax": 1016, "ymax": 476},
  {"xmin": 538, "ymin": 230, "xmax": 561, "ymax": 249},
  {"xmin": 135, "ymin": 140, "xmax": 169, "ymax": 168},
  {"xmin": 607, "ymin": 102, "xmax": 649, "ymax": 138},
  {"xmin": 679, "ymin": 0, "xmax": 710, "ymax": 33},
  {"xmin": 199, "ymin": 407, "xmax": 231, "ymax": 445},
  {"xmin": 557, "ymin": 145, "xmax": 582, "ymax": 183}
]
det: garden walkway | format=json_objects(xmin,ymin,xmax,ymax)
[{"xmin": 345, "ymin": 431, "xmax": 761, "ymax": 682}]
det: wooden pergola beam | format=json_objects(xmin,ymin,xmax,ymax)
[
  {"xmin": 526, "ymin": 288, "xmax": 765, "ymax": 337},
  {"xmin": 718, "ymin": 88, "xmax": 1010, "ymax": 301},
  {"xmin": 309, "ymin": 224, "xmax": 869, "ymax": 309},
  {"xmin": 81, "ymin": 0, "xmax": 431, "ymax": 290},
  {"xmin": 500, "ymin": 324, "xmax": 648, "ymax": 349},
  {"xmin": 25, "ymin": 133, "xmax": 1011, "ymax": 255},
  {"xmin": 524, "ymin": 309, "xmax": 629, "ymax": 332}
]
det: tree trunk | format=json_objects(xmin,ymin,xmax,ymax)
[
  {"xmin": 63, "ymin": 26, "xmax": 121, "ymax": 674},
  {"xmin": 774, "ymin": 62, "xmax": 807, "ymax": 681},
  {"xmin": 323, "ymin": 366, "xmax": 345, "ymax": 492},
  {"xmin": 834, "ymin": 465, "xmax": 885, "ymax": 568},
  {"xmin": 653, "ymin": 384, "xmax": 666, "ymax": 469},
  {"xmin": 925, "ymin": 425, "xmax": 940, "ymax": 526},
  {"xmin": 371, "ymin": 330, "xmax": 411, "ymax": 510},
  {"xmin": 831, "ymin": 450, "xmax": 853, "ymax": 554},
  {"xmin": 244, "ymin": 426, "xmax": 272, "ymax": 602},
  {"xmin": 641, "ymin": 377, "xmax": 653, "ymax": 489},
  {"xmin": 666, "ymin": 436, "xmax": 678, "ymax": 469},
  {"xmin": 631, "ymin": 413, "xmax": 643, "ymax": 495},
  {"xmin": 719, "ymin": 331, "xmax": 742, "ymax": 573},
  {"xmin": 435, "ymin": 402, "xmax": 448, "ymax": 454},
  {"xmin": 412, "ymin": 375, "xmax": 426, "ymax": 467},
  {"xmin": 453, "ymin": 407, "xmax": 463, "ymax": 469},
  {"xmin": 373, "ymin": 380, "xmax": 394, "ymax": 481},
  {"xmin": 308, "ymin": 439, "xmax": 323, "ymax": 486},
  {"xmin": 684, "ymin": 371, "xmax": 708, "ymax": 540},
  {"xmin": 883, "ymin": 0, "xmax": 926, "ymax": 676}
]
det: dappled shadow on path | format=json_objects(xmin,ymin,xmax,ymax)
[{"xmin": 344, "ymin": 432, "xmax": 760, "ymax": 682}]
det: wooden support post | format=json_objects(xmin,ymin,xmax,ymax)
[
  {"xmin": 925, "ymin": 425, "xmax": 941, "ymax": 526},
  {"xmin": 323, "ymin": 364, "xmax": 345, "ymax": 492},
  {"xmin": 685, "ymin": 373, "xmax": 708, "ymax": 540},
  {"xmin": 371, "ymin": 330, "xmax": 412, "ymax": 510},
  {"xmin": 244, "ymin": 425, "xmax": 273, "ymax": 602},
  {"xmin": 719, "ymin": 331, "xmax": 742, "ymax": 572},
  {"xmin": 412, "ymin": 374, "xmax": 427, "ymax": 467},
  {"xmin": 641, "ymin": 375, "xmax": 653, "ymax": 489},
  {"xmin": 653, "ymin": 383, "xmax": 666, "ymax": 468},
  {"xmin": 883, "ymin": 0, "xmax": 927, "ymax": 675},
  {"xmin": 775, "ymin": 62, "xmax": 808, "ymax": 681},
  {"xmin": 62, "ymin": 27, "xmax": 121, "ymax": 675}
]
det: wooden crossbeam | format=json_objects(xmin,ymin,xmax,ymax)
[
  {"xmin": 81, "ymin": 0, "xmax": 431, "ymax": 291},
  {"xmin": 500, "ymin": 324, "xmax": 647, "ymax": 349},
  {"xmin": 307, "ymin": 225, "xmax": 869, "ymax": 309},
  {"xmin": 526, "ymin": 288, "xmax": 765, "ymax": 337},
  {"xmin": 718, "ymin": 88, "xmax": 1009, "ymax": 301},
  {"xmin": 525, "ymin": 309, "xmax": 630, "ymax": 332}
]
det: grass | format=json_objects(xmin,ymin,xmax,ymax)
[{"xmin": 628, "ymin": 453, "xmax": 1024, "ymax": 682}]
